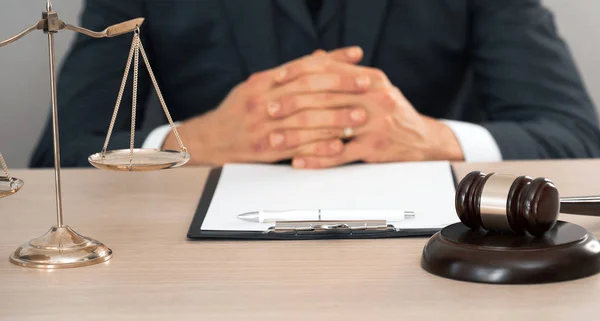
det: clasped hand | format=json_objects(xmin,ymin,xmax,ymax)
[{"xmin": 164, "ymin": 47, "xmax": 464, "ymax": 168}]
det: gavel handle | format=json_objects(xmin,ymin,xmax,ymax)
[{"xmin": 560, "ymin": 196, "xmax": 600, "ymax": 216}]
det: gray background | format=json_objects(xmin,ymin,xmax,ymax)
[{"xmin": 0, "ymin": 0, "xmax": 598, "ymax": 168}]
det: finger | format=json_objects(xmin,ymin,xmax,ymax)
[
  {"xmin": 268, "ymin": 128, "xmax": 351, "ymax": 150},
  {"xmin": 294, "ymin": 139, "xmax": 345, "ymax": 157},
  {"xmin": 292, "ymin": 140, "xmax": 365, "ymax": 169},
  {"xmin": 267, "ymin": 93, "xmax": 359, "ymax": 118},
  {"xmin": 280, "ymin": 107, "xmax": 368, "ymax": 129},
  {"xmin": 273, "ymin": 46, "xmax": 364, "ymax": 83},
  {"xmin": 281, "ymin": 62, "xmax": 391, "ymax": 90},
  {"xmin": 269, "ymin": 73, "xmax": 371, "ymax": 101},
  {"xmin": 312, "ymin": 49, "xmax": 327, "ymax": 56},
  {"xmin": 325, "ymin": 46, "xmax": 363, "ymax": 63}
]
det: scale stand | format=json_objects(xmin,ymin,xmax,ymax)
[{"xmin": 0, "ymin": 1, "xmax": 189, "ymax": 269}]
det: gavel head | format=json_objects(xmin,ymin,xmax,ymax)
[{"xmin": 455, "ymin": 171, "xmax": 560, "ymax": 237}]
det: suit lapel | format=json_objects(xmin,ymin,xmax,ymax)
[
  {"xmin": 317, "ymin": 0, "xmax": 339, "ymax": 31},
  {"xmin": 224, "ymin": 0, "xmax": 389, "ymax": 73},
  {"xmin": 343, "ymin": 0, "xmax": 389, "ymax": 66},
  {"xmin": 275, "ymin": 0, "xmax": 317, "ymax": 41},
  {"xmin": 223, "ymin": 0, "xmax": 278, "ymax": 74}
]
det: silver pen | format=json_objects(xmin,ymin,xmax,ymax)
[{"xmin": 237, "ymin": 209, "xmax": 416, "ymax": 223}]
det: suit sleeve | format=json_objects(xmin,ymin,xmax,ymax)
[
  {"xmin": 470, "ymin": 0, "xmax": 600, "ymax": 159},
  {"xmin": 30, "ymin": 0, "xmax": 152, "ymax": 168}
]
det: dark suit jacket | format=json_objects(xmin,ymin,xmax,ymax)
[{"xmin": 30, "ymin": 0, "xmax": 600, "ymax": 168}]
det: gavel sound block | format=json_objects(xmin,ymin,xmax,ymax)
[{"xmin": 421, "ymin": 171, "xmax": 600, "ymax": 284}]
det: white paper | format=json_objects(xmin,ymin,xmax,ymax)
[{"xmin": 201, "ymin": 161, "xmax": 459, "ymax": 232}]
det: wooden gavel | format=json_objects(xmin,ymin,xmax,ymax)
[{"xmin": 456, "ymin": 171, "xmax": 600, "ymax": 237}]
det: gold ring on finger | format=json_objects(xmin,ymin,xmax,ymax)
[{"xmin": 343, "ymin": 127, "xmax": 354, "ymax": 138}]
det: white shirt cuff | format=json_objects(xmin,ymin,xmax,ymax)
[
  {"xmin": 142, "ymin": 123, "xmax": 180, "ymax": 149},
  {"xmin": 441, "ymin": 119, "xmax": 503, "ymax": 162}
]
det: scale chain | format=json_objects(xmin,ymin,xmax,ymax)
[
  {"xmin": 101, "ymin": 33, "xmax": 138, "ymax": 158},
  {"xmin": 138, "ymin": 37, "xmax": 187, "ymax": 152},
  {"xmin": 101, "ymin": 30, "xmax": 187, "ymax": 163},
  {"xmin": 130, "ymin": 32, "xmax": 140, "ymax": 167}
]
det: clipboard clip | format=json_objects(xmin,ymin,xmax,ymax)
[{"xmin": 266, "ymin": 220, "xmax": 395, "ymax": 234}]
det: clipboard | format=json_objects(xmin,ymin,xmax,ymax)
[{"xmin": 187, "ymin": 164, "xmax": 459, "ymax": 240}]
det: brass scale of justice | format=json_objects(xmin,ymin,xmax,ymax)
[
  {"xmin": 0, "ymin": 1, "xmax": 190, "ymax": 269},
  {"xmin": 2, "ymin": 1, "xmax": 600, "ymax": 285}
]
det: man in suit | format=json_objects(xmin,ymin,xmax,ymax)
[{"xmin": 30, "ymin": 0, "xmax": 600, "ymax": 169}]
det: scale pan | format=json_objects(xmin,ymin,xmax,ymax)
[
  {"xmin": 88, "ymin": 149, "xmax": 190, "ymax": 172},
  {"xmin": 0, "ymin": 176, "xmax": 24, "ymax": 198}
]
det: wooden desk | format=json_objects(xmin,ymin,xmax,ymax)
[{"xmin": 1, "ymin": 160, "xmax": 600, "ymax": 321}]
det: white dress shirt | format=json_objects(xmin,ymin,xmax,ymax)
[
  {"xmin": 143, "ymin": 120, "xmax": 503, "ymax": 162},
  {"xmin": 441, "ymin": 119, "xmax": 503, "ymax": 162}
]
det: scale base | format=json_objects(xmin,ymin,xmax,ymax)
[
  {"xmin": 421, "ymin": 221, "xmax": 600, "ymax": 284},
  {"xmin": 10, "ymin": 225, "xmax": 112, "ymax": 269}
]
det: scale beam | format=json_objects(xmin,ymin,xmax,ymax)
[
  {"xmin": 0, "ymin": 21, "xmax": 44, "ymax": 48},
  {"xmin": 0, "ymin": 10, "xmax": 144, "ymax": 48},
  {"xmin": 64, "ymin": 18, "xmax": 145, "ymax": 38}
]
